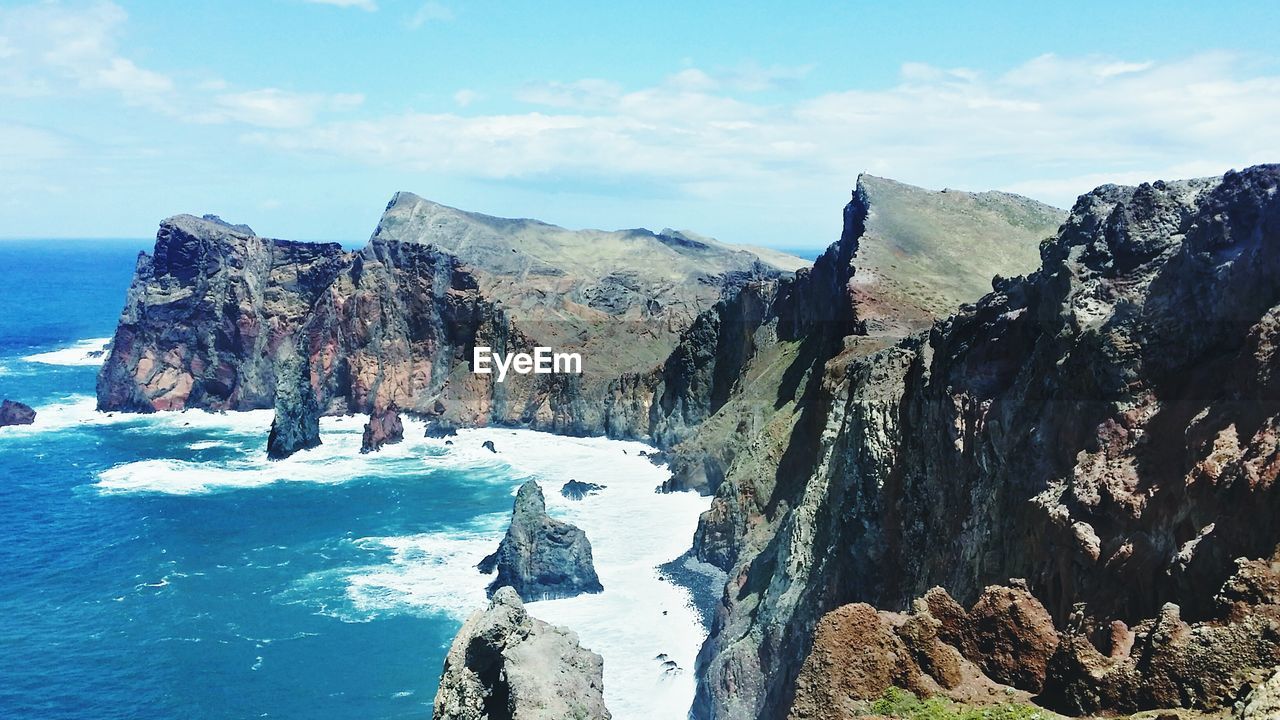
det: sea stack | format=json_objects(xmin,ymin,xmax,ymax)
[
  {"xmin": 266, "ymin": 350, "xmax": 321, "ymax": 460},
  {"xmin": 0, "ymin": 400, "xmax": 36, "ymax": 427},
  {"xmin": 432, "ymin": 586, "xmax": 611, "ymax": 720},
  {"xmin": 360, "ymin": 405, "xmax": 404, "ymax": 453},
  {"xmin": 479, "ymin": 481, "xmax": 603, "ymax": 601}
]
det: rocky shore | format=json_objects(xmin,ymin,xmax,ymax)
[{"xmin": 94, "ymin": 168, "xmax": 1280, "ymax": 719}]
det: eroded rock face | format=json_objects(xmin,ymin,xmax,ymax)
[
  {"xmin": 265, "ymin": 348, "xmax": 321, "ymax": 459},
  {"xmin": 479, "ymin": 481, "xmax": 603, "ymax": 601},
  {"xmin": 432, "ymin": 586, "xmax": 611, "ymax": 720},
  {"xmin": 360, "ymin": 406, "xmax": 404, "ymax": 453},
  {"xmin": 693, "ymin": 165, "xmax": 1280, "ymax": 719},
  {"xmin": 0, "ymin": 400, "xmax": 36, "ymax": 427}
]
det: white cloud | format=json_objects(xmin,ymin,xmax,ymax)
[
  {"xmin": 407, "ymin": 1, "xmax": 453, "ymax": 29},
  {"xmin": 0, "ymin": 1, "xmax": 363, "ymax": 129},
  {"xmin": 248, "ymin": 53, "xmax": 1280, "ymax": 209},
  {"xmin": 201, "ymin": 89, "xmax": 365, "ymax": 129},
  {"xmin": 453, "ymin": 89, "xmax": 480, "ymax": 107},
  {"xmin": 0, "ymin": 0, "xmax": 173, "ymax": 102},
  {"xmin": 301, "ymin": 0, "xmax": 378, "ymax": 10}
]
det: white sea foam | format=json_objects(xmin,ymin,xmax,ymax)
[
  {"xmin": 345, "ymin": 428, "xmax": 712, "ymax": 720},
  {"xmin": 34, "ymin": 400, "xmax": 712, "ymax": 717},
  {"xmin": 22, "ymin": 337, "xmax": 112, "ymax": 366},
  {"xmin": 94, "ymin": 414, "xmax": 469, "ymax": 495}
]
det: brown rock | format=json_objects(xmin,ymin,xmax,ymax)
[
  {"xmin": 966, "ymin": 584, "xmax": 1060, "ymax": 692},
  {"xmin": 361, "ymin": 406, "xmax": 404, "ymax": 453}
]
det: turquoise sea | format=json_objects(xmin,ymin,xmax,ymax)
[{"xmin": 0, "ymin": 240, "xmax": 711, "ymax": 719}]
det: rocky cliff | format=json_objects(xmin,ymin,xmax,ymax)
[
  {"xmin": 432, "ymin": 586, "xmax": 611, "ymax": 720},
  {"xmin": 96, "ymin": 199, "xmax": 809, "ymax": 445},
  {"xmin": 688, "ymin": 165, "xmax": 1280, "ymax": 719},
  {"xmin": 479, "ymin": 480, "xmax": 603, "ymax": 601}
]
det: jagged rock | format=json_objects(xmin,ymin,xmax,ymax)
[
  {"xmin": 695, "ymin": 164, "xmax": 1280, "ymax": 720},
  {"xmin": 266, "ymin": 350, "xmax": 321, "ymax": 460},
  {"xmin": 432, "ymin": 586, "xmax": 611, "ymax": 720},
  {"xmin": 360, "ymin": 406, "xmax": 403, "ymax": 453},
  {"xmin": 426, "ymin": 421, "xmax": 459, "ymax": 438},
  {"xmin": 479, "ymin": 481, "xmax": 603, "ymax": 601},
  {"xmin": 97, "ymin": 200, "xmax": 804, "ymax": 443},
  {"xmin": 0, "ymin": 399, "xmax": 35, "ymax": 427},
  {"xmin": 560, "ymin": 480, "xmax": 605, "ymax": 500},
  {"xmin": 482, "ymin": 440, "xmax": 497, "ymax": 454}
]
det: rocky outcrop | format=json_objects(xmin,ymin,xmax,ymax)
[
  {"xmin": 692, "ymin": 165, "xmax": 1280, "ymax": 719},
  {"xmin": 479, "ymin": 481, "xmax": 603, "ymax": 601},
  {"xmin": 360, "ymin": 405, "xmax": 403, "ymax": 453},
  {"xmin": 432, "ymin": 586, "xmax": 611, "ymax": 720},
  {"xmin": 1238, "ymin": 667, "xmax": 1280, "ymax": 720},
  {"xmin": 265, "ymin": 347, "xmax": 321, "ymax": 459},
  {"xmin": 0, "ymin": 399, "xmax": 35, "ymax": 427},
  {"xmin": 98, "ymin": 200, "xmax": 804, "ymax": 446},
  {"xmin": 561, "ymin": 480, "xmax": 605, "ymax": 500}
]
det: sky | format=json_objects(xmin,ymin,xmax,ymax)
[{"xmin": 1, "ymin": 1, "xmax": 1279, "ymax": 248}]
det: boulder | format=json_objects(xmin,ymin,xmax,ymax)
[
  {"xmin": 561, "ymin": 480, "xmax": 606, "ymax": 500},
  {"xmin": 479, "ymin": 481, "xmax": 603, "ymax": 601},
  {"xmin": 0, "ymin": 399, "xmax": 36, "ymax": 427},
  {"xmin": 432, "ymin": 586, "xmax": 611, "ymax": 720},
  {"xmin": 360, "ymin": 406, "xmax": 404, "ymax": 453}
]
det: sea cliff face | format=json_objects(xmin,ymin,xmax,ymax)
[
  {"xmin": 96, "ymin": 201, "xmax": 803, "ymax": 445},
  {"xmin": 689, "ymin": 165, "xmax": 1280, "ymax": 719}
]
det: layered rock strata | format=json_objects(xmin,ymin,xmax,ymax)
[{"xmin": 432, "ymin": 586, "xmax": 611, "ymax": 720}]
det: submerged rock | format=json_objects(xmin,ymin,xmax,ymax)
[
  {"xmin": 560, "ymin": 480, "xmax": 605, "ymax": 500},
  {"xmin": 0, "ymin": 400, "xmax": 35, "ymax": 427},
  {"xmin": 360, "ymin": 406, "xmax": 404, "ymax": 453},
  {"xmin": 266, "ymin": 350, "xmax": 321, "ymax": 460},
  {"xmin": 482, "ymin": 440, "xmax": 497, "ymax": 453},
  {"xmin": 479, "ymin": 481, "xmax": 603, "ymax": 601},
  {"xmin": 432, "ymin": 586, "xmax": 611, "ymax": 720}
]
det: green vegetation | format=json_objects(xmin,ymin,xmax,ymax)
[{"xmin": 868, "ymin": 687, "xmax": 1048, "ymax": 720}]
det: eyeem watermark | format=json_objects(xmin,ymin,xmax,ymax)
[{"xmin": 472, "ymin": 346, "xmax": 583, "ymax": 382}]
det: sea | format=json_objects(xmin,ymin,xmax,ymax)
[{"xmin": 0, "ymin": 239, "xmax": 713, "ymax": 719}]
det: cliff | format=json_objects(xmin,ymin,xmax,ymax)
[
  {"xmin": 96, "ymin": 199, "xmax": 808, "ymax": 444},
  {"xmin": 432, "ymin": 586, "xmax": 611, "ymax": 720},
  {"xmin": 689, "ymin": 165, "xmax": 1280, "ymax": 719}
]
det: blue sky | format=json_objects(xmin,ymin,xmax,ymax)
[{"xmin": 2, "ymin": 1, "xmax": 1278, "ymax": 248}]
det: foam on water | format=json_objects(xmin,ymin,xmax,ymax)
[
  {"xmin": 92, "ymin": 414, "xmax": 509, "ymax": 495},
  {"xmin": 11, "ymin": 398, "xmax": 712, "ymax": 718},
  {"xmin": 22, "ymin": 337, "xmax": 112, "ymax": 366},
  {"xmin": 345, "ymin": 428, "xmax": 712, "ymax": 720}
]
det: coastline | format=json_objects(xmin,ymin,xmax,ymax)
[{"xmin": 5, "ymin": 388, "xmax": 712, "ymax": 719}]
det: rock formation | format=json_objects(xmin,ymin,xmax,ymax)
[
  {"xmin": 560, "ymin": 480, "xmax": 605, "ymax": 500},
  {"xmin": 360, "ymin": 405, "xmax": 403, "ymax": 453},
  {"xmin": 265, "ymin": 347, "xmax": 322, "ymax": 459},
  {"xmin": 0, "ymin": 399, "xmax": 36, "ymax": 427},
  {"xmin": 688, "ymin": 165, "xmax": 1280, "ymax": 719},
  {"xmin": 479, "ymin": 481, "xmax": 603, "ymax": 601},
  {"xmin": 432, "ymin": 586, "xmax": 611, "ymax": 720}
]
